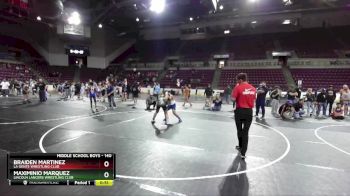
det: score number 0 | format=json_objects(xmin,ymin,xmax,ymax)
[{"xmin": 104, "ymin": 161, "xmax": 110, "ymax": 178}]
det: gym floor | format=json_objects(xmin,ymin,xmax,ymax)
[{"xmin": 0, "ymin": 95, "xmax": 350, "ymax": 196}]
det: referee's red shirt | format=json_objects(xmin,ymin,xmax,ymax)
[{"xmin": 232, "ymin": 82, "xmax": 256, "ymax": 109}]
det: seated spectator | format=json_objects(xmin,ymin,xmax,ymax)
[
  {"xmin": 211, "ymin": 95, "xmax": 222, "ymax": 111},
  {"xmin": 331, "ymin": 103, "xmax": 344, "ymax": 120},
  {"xmin": 279, "ymin": 101, "xmax": 295, "ymax": 120}
]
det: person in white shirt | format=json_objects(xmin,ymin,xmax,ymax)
[{"xmin": 1, "ymin": 79, "xmax": 10, "ymax": 97}]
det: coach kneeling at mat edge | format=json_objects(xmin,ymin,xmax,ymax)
[{"xmin": 231, "ymin": 73, "xmax": 257, "ymax": 159}]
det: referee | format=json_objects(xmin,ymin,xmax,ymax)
[{"xmin": 231, "ymin": 73, "xmax": 256, "ymax": 159}]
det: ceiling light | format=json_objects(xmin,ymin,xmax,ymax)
[
  {"xmin": 224, "ymin": 30, "xmax": 230, "ymax": 34},
  {"xmin": 150, "ymin": 0, "xmax": 165, "ymax": 14},
  {"xmin": 71, "ymin": 11, "xmax": 79, "ymax": 18},
  {"xmin": 136, "ymin": 17, "xmax": 140, "ymax": 22},
  {"xmin": 98, "ymin": 23, "xmax": 103, "ymax": 28},
  {"xmin": 74, "ymin": 50, "xmax": 79, "ymax": 54},
  {"xmin": 79, "ymin": 50, "xmax": 84, "ymax": 54},
  {"xmin": 282, "ymin": 19, "xmax": 291, "ymax": 25},
  {"xmin": 189, "ymin": 17, "xmax": 193, "ymax": 21},
  {"xmin": 212, "ymin": 0, "xmax": 217, "ymax": 10},
  {"xmin": 283, "ymin": 0, "xmax": 293, "ymax": 5},
  {"xmin": 196, "ymin": 27, "xmax": 199, "ymax": 31},
  {"xmin": 67, "ymin": 11, "xmax": 81, "ymax": 25},
  {"xmin": 70, "ymin": 49, "xmax": 73, "ymax": 53},
  {"xmin": 36, "ymin": 16, "xmax": 41, "ymax": 21},
  {"xmin": 219, "ymin": 5, "xmax": 224, "ymax": 10},
  {"xmin": 249, "ymin": 0, "xmax": 258, "ymax": 3},
  {"xmin": 251, "ymin": 21, "xmax": 257, "ymax": 24}
]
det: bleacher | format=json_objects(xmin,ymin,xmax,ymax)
[
  {"xmin": 277, "ymin": 29, "xmax": 339, "ymax": 58},
  {"xmin": 109, "ymin": 27, "xmax": 350, "ymax": 63},
  {"xmin": 31, "ymin": 64, "xmax": 75, "ymax": 83},
  {"xmin": 115, "ymin": 70, "xmax": 159, "ymax": 86},
  {"xmin": 0, "ymin": 63, "xmax": 33, "ymax": 81},
  {"xmin": 291, "ymin": 68, "xmax": 350, "ymax": 90},
  {"xmin": 219, "ymin": 69, "xmax": 287, "ymax": 89},
  {"xmin": 80, "ymin": 68, "xmax": 103, "ymax": 82},
  {"xmin": 160, "ymin": 69, "xmax": 215, "ymax": 88},
  {"xmin": 226, "ymin": 34, "xmax": 274, "ymax": 60}
]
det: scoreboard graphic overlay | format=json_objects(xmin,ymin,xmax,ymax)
[{"xmin": 7, "ymin": 153, "xmax": 116, "ymax": 186}]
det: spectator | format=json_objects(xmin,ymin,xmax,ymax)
[
  {"xmin": 22, "ymin": 81, "xmax": 30, "ymax": 104},
  {"xmin": 122, "ymin": 78, "xmax": 129, "ymax": 102},
  {"xmin": 224, "ymin": 85, "xmax": 232, "ymax": 104},
  {"xmin": 326, "ymin": 85, "xmax": 336, "ymax": 116},
  {"xmin": 14, "ymin": 80, "xmax": 21, "ymax": 96},
  {"xmin": 305, "ymin": 88, "xmax": 316, "ymax": 117},
  {"xmin": 204, "ymin": 84, "xmax": 214, "ymax": 108},
  {"xmin": 1, "ymin": 78, "xmax": 10, "ymax": 97},
  {"xmin": 153, "ymin": 82, "xmax": 161, "ymax": 99},
  {"xmin": 37, "ymin": 78, "xmax": 46, "ymax": 102},
  {"xmin": 107, "ymin": 81, "xmax": 116, "ymax": 110},
  {"xmin": 131, "ymin": 82, "xmax": 141, "ymax": 109},
  {"xmin": 316, "ymin": 88, "xmax": 327, "ymax": 118},
  {"xmin": 75, "ymin": 82, "xmax": 82, "ymax": 100},
  {"xmin": 64, "ymin": 81, "xmax": 71, "ymax": 100},
  {"xmin": 296, "ymin": 87, "xmax": 302, "ymax": 100},
  {"xmin": 0, "ymin": 79, "xmax": 10, "ymax": 97},
  {"xmin": 331, "ymin": 102, "xmax": 344, "ymax": 120},
  {"xmin": 279, "ymin": 101, "xmax": 294, "ymax": 120},
  {"xmin": 270, "ymin": 86, "xmax": 281, "ymax": 116},
  {"xmin": 182, "ymin": 84, "xmax": 192, "ymax": 107},
  {"xmin": 340, "ymin": 84, "xmax": 350, "ymax": 116},
  {"xmin": 287, "ymin": 86, "xmax": 298, "ymax": 104},
  {"xmin": 212, "ymin": 95, "xmax": 223, "ymax": 111},
  {"xmin": 255, "ymin": 81, "xmax": 268, "ymax": 118}
]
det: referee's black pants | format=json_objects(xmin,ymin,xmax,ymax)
[
  {"xmin": 234, "ymin": 108, "xmax": 253, "ymax": 156},
  {"xmin": 39, "ymin": 90, "xmax": 46, "ymax": 102}
]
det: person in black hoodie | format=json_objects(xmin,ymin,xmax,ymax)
[
  {"xmin": 316, "ymin": 88, "xmax": 327, "ymax": 117},
  {"xmin": 37, "ymin": 78, "xmax": 46, "ymax": 102},
  {"xmin": 204, "ymin": 84, "xmax": 214, "ymax": 108},
  {"xmin": 255, "ymin": 81, "xmax": 268, "ymax": 118},
  {"xmin": 131, "ymin": 82, "xmax": 141, "ymax": 109},
  {"xmin": 287, "ymin": 86, "xmax": 298, "ymax": 104},
  {"xmin": 296, "ymin": 87, "xmax": 302, "ymax": 100},
  {"xmin": 107, "ymin": 81, "xmax": 116, "ymax": 110},
  {"xmin": 326, "ymin": 85, "xmax": 336, "ymax": 116}
]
